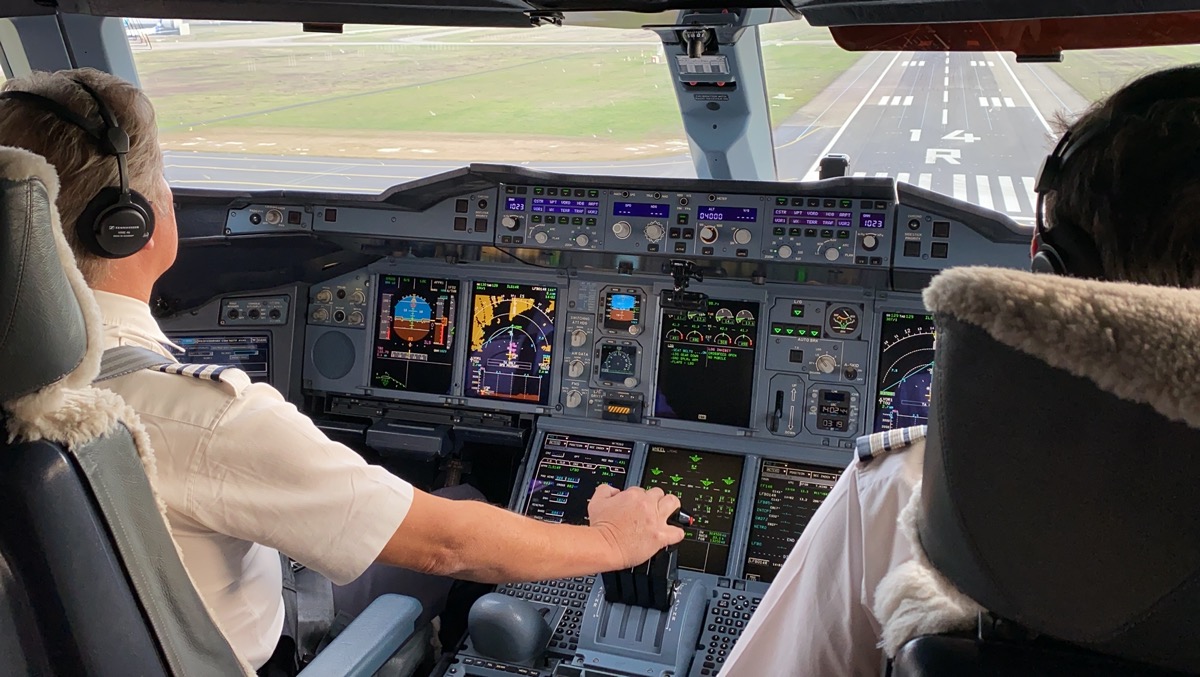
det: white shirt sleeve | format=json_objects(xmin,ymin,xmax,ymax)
[
  {"xmin": 183, "ymin": 383, "xmax": 415, "ymax": 585},
  {"xmin": 721, "ymin": 443, "xmax": 925, "ymax": 677}
]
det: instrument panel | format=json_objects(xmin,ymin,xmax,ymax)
[{"xmin": 164, "ymin": 163, "xmax": 1032, "ymax": 677}]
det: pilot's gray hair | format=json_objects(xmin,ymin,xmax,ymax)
[{"xmin": 0, "ymin": 68, "xmax": 165, "ymax": 286}]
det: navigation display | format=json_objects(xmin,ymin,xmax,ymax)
[
  {"xmin": 874, "ymin": 312, "xmax": 936, "ymax": 432},
  {"xmin": 466, "ymin": 281, "xmax": 557, "ymax": 404},
  {"xmin": 743, "ymin": 460, "xmax": 839, "ymax": 583},
  {"xmin": 654, "ymin": 299, "xmax": 759, "ymax": 428},
  {"xmin": 167, "ymin": 334, "xmax": 271, "ymax": 383},
  {"xmin": 523, "ymin": 433, "xmax": 633, "ymax": 525},
  {"xmin": 642, "ymin": 445, "xmax": 744, "ymax": 575},
  {"xmin": 371, "ymin": 275, "xmax": 458, "ymax": 395}
]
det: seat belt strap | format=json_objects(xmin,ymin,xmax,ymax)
[{"xmin": 96, "ymin": 345, "xmax": 175, "ymax": 382}]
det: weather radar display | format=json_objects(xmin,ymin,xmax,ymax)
[
  {"xmin": 873, "ymin": 312, "xmax": 936, "ymax": 432},
  {"xmin": 466, "ymin": 281, "xmax": 557, "ymax": 404},
  {"xmin": 371, "ymin": 276, "xmax": 458, "ymax": 395}
]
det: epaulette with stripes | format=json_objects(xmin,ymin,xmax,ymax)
[
  {"xmin": 855, "ymin": 425, "xmax": 928, "ymax": 465},
  {"xmin": 152, "ymin": 362, "xmax": 252, "ymax": 395}
]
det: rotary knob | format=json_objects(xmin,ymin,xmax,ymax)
[
  {"xmin": 348, "ymin": 310, "xmax": 364, "ymax": 325},
  {"xmin": 732, "ymin": 228, "xmax": 752, "ymax": 245},
  {"xmin": 534, "ymin": 231, "xmax": 550, "ymax": 245},
  {"xmin": 644, "ymin": 222, "xmax": 666, "ymax": 242},
  {"xmin": 568, "ymin": 360, "xmax": 586, "ymax": 378},
  {"xmin": 777, "ymin": 244, "xmax": 793, "ymax": 259},
  {"xmin": 575, "ymin": 233, "xmax": 590, "ymax": 247},
  {"xmin": 265, "ymin": 208, "xmax": 284, "ymax": 226},
  {"xmin": 570, "ymin": 329, "xmax": 589, "ymax": 347},
  {"xmin": 815, "ymin": 354, "xmax": 838, "ymax": 374},
  {"xmin": 315, "ymin": 289, "xmax": 333, "ymax": 303},
  {"xmin": 699, "ymin": 225, "xmax": 719, "ymax": 244},
  {"xmin": 861, "ymin": 234, "xmax": 879, "ymax": 251},
  {"xmin": 501, "ymin": 215, "xmax": 522, "ymax": 230},
  {"xmin": 349, "ymin": 290, "xmax": 366, "ymax": 305},
  {"xmin": 612, "ymin": 221, "xmax": 633, "ymax": 240},
  {"xmin": 623, "ymin": 377, "xmax": 639, "ymax": 388},
  {"xmin": 824, "ymin": 247, "xmax": 841, "ymax": 262},
  {"xmin": 565, "ymin": 390, "xmax": 583, "ymax": 409},
  {"xmin": 311, "ymin": 307, "xmax": 330, "ymax": 322}
]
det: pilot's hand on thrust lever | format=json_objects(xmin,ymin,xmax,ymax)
[{"xmin": 587, "ymin": 484, "xmax": 685, "ymax": 569}]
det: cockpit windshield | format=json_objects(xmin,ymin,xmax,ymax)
[{"xmin": 131, "ymin": 17, "xmax": 1194, "ymax": 224}]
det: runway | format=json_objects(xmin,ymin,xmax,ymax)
[{"xmin": 162, "ymin": 50, "xmax": 1087, "ymax": 224}]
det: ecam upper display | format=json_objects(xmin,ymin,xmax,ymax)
[{"xmin": 654, "ymin": 299, "xmax": 759, "ymax": 428}]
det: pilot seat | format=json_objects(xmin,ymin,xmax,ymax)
[
  {"xmin": 880, "ymin": 266, "xmax": 1200, "ymax": 676},
  {"xmin": 0, "ymin": 145, "xmax": 422, "ymax": 677}
]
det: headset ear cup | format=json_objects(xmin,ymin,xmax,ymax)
[
  {"xmin": 1030, "ymin": 247, "xmax": 1066, "ymax": 275},
  {"xmin": 75, "ymin": 186, "xmax": 155, "ymax": 259}
]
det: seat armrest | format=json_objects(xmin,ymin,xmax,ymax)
[{"xmin": 298, "ymin": 594, "xmax": 423, "ymax": 677}]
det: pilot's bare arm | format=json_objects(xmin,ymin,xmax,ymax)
[{"xmin": 377, "ymin": 484, "xmax": 684, "ymax": 583}]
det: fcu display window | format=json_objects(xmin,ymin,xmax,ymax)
[
  {"xmin": 523, "ymin": 433, "xmax": 633, "ymax": 525},
  {"xmin": 466, "ymin": 281, "xmax": 557, "ymax": 405},
  {"xmin": 371, "ymin": 275, "xmax": 459, "ymax": 395},
  {"xmin": 167, "ymin": 334, "xmax": 272, "ymax": 383},
  {"xmin": 743, "ymin": 460, "xmax": 840, "ymax": 583},
  {"xmin": 654, "ymin": 299, "xmax": 759, "ymax": 428},
  {"xmin": 874, "ymin": 312, "xmax": 936, "ymax": 432},
  {"xmin": 642, "ymin": 445, "xmax": 745, "ymax": 575}
]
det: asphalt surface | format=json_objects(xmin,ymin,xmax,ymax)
[{"xmin": 162, "ymin": 49, "xmax": 1088, "ymax": 223}]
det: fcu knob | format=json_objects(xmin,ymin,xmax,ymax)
[
  {"xmin": 732, "ymin": 228, "xmax": 752, "ymax": 245},
  {"xmin": 699, "ymin": 225, "xmax": 719, "ymax": 244},
  {"xmin": 575, "ymin": 233, "xmax": 590, "ymax": 247},
  {"xmin": 568, "ymin": 360, "xmax": 586, "ymax": 378},
  {"xmin": 777, "ymin": 244, "xmax": 793, "ymax": 259},
  {"xmin": 816, "ymin": 354, "xmax": 838, "ymax": 374},
  {"xmin": 824, "ymin": 247, "xmax": 840, "ymax": 262},
  {"xmin": 612, "ymin": 221, "xmax": 632, "ymax": 240},
  {"xmin": 501, "ymin": 215, "xmax": 522, "ymax": 230},
  {"xmin": 534, "ymin": 231, "xmax": 550, "ymax": 245},
  {"xmin": 644, "ymin": 222, "xmax": 666, "ymax": 242},
  {"xmin": 861, "ymin": 234, "xmax": 879, "ymax": 251}
]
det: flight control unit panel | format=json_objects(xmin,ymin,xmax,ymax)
[{"xmin": 161, "ymin": 164, "xmax": 1029, "ymax": 677}]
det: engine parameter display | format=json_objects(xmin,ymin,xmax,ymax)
[
  {"xmin": 654, "ymin": 299, "xmax": 759, "ymax": 428},
  {"xmin": 523, "ymin": 433, "xmax": 632, "ymax": 525},
  {"xmin": 371, "ymin": 276, "xmax": 458, "ymax": 395},
  {"xmin": 874, "ymin": 312, "xmax": 936, "ymax": 432},
  {"xmin": 466, "ymin": 281, "xmax": 557, "ymax": 404},
  {"xmin": 642, "ymin": 445, "xmax": 744, "ymax": 575},
  {"xmin": 743, "ymin": 460, "xmax": 839, "ymax": 583}
]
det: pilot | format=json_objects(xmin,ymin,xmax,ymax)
[
  {"xmin": 722, "ymin": 63, "xmax": 1200, "ymax": 677},
  {"xmin": 0, "ymin": 68, "xmax": 685, "ymax": 674}
]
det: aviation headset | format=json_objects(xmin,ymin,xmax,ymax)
[
  {"xmin": 1030, "ymin": 124, "xmax": 1108, "ymax": 280},
  {"xmin": 0, "ymin": 78, "xmax": 154, "ymax": 259}
]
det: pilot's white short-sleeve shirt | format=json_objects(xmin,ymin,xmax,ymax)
[
  {"xmin": 721, "ymin": 429, "xmax": 926, "ymax": 677},
  {"xmin": 92, "ymin": 291, "xmax": 415, "ymax": 669}
]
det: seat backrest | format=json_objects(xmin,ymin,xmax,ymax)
[
  {"xmin": 0, "ymin": 147, "xmax": 248, "ymax": 676},
  {"xmin": 913, "ymin": 266, "xmax": 1200, "ymax": 673}
]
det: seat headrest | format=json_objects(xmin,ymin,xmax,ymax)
[
  {"xmin": 0, "ymin": 147, "xmax": 89, "ymax": 404},
  {"xmin": 916, "ymin": 267, "xmax": 1200, "ymax": 673}
]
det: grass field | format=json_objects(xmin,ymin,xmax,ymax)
[
  {"xmin": 133, "ymin": 20, "xmax": 858, "ymax": 160},
  {"xmin": 1048, "ymin": 45, "xmax": 1200, "ymax": 102}
]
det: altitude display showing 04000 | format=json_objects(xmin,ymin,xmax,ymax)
[
  {"xmin": 873, "ymin": 312, "xmax": 936, "ymax": 433},
  {"xmin": 466, "ymin": 281, "xmax": 557, "ymax": 405}
]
